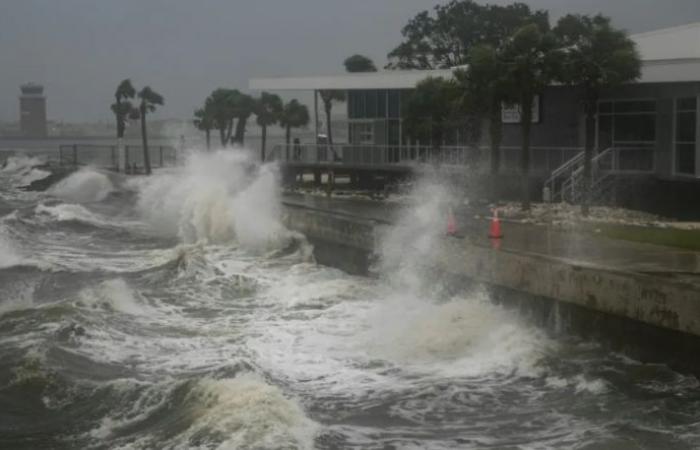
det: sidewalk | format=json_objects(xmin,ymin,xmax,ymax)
[{"xmin": 282, "ymin": 193, "xmax": 700, "ymax": 287}]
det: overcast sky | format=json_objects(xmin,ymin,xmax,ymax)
[{"xmin": 1, "ymin": 0, "xmax": 699, "ymax": 123}]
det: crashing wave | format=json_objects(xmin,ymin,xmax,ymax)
[
  {"xmin": 49, "ymin": 169, "xmax": 114, "ymax": 203},
  {"xmin": 136, "ymin": 150, "xmax": 294, "ymax": 252}
]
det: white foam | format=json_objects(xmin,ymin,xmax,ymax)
[
  {"xmin": 573, "ymin": 375, "xmax": 608, "ymax": 394},
  {"xmin": 361, "ymin": 291, "xmax": 549, "ymax": 377},
  {"xmin": 92, "ymin": 375, "xmax": 317, "ymax": 450},
  {"xmin": 20, "ymin": 168, "xmax": 51, "ymax": 186},
  {"xmin": 35, "ymin": 203, "xmax": 107, "ymax": 226},
  {"xmin": 75, "ymin": 279, "xmax": 148, "ymax": 316},
  {"xmin": 136, "ymin": 150, "xmax": 291, "ymax": 251},
  {"xmin": 172, "ymin": 375, "xmax": 317, "ymax": 449},
  {"xmin": 49, "ymin": 169, "xmax": 114, "ymax": 203},
  {"xmin": 0, "ymin": 227, "xmax": 23, "ymax": 269},
  {"xmin": 1, "ymin": 155, "xmax": 43, "ymax": 173}
]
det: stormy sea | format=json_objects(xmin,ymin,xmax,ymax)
[{"xmin": 2, "ymin": 150, "xmax": 700, "ymax": 449}]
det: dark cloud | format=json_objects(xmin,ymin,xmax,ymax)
[{"xmin": 1, "ymin": 0, "xmax": 698, "ymax": 122}]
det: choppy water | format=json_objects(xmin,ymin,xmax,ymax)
[{"xmin": 2, "ymin": 151, "xmax": 700, "ymax": 449}]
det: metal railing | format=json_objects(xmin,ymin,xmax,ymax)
[
  {"xmin": 58, "ymin": 144, "xmax": 178, "ymax": 170},
  {"xmin": 547, "ymin": 144, "xmax": 655, "ymax": 203},
  {"xmin": 267, "ymin": 143, "xmax": 582, "ymax": 174}
]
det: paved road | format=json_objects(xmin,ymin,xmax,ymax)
[{"xmin": 283, "ymin": 193, "xmax": 700, "ymax": 286}]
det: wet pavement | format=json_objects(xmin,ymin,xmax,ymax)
[{"xmin": 282, "ymin": 193, "xmax": 700, "ymax": 287}]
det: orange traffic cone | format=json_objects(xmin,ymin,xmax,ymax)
[
  {"xmin": 447, "ymin": 208, "xmax": 457, "ymax": 236},
  {"xmin": 489, "ymin": 209, "xmax": 503, "ymax": 239}
]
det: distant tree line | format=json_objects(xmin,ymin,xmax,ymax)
[{"xmin": 191, "ymin": 89, "xmax": 310, "ymax": 161}]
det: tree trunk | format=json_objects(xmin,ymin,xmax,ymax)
[
  {"xmin": 205, "ymin": 129, "xmax": 211, "ymax": 150},
  {"xmin": 582, "ymin": 98, "xmax": 597, "ymax": 217},
  {"xmin": 225, "ymin": 119, "xmax": 234, "ymax": 145},
  {"xmin": 489, "ymin": 101, "xmax": 502, "ymax": 175},
  {"xmin": 115, "ymin": 99, "xmax": 124, "ymax": 139},
  {"xmin": 520, "ymin": 95, "xmax": 533, "ymax": 211},
  {"xmin": 261, "ymin": 124, "xmax": 267, "ymax": 162},
  {"xmin": 324, "ymin": 105, "xmax": 333, "ymax": 146},
  {"xmin": 234, "ymin": 117, "xmax": 247, "ymax": 145},
  {"xmin": 285, "ymin": 126, "xmax": 292, "ymax": 161},
  {"xmin": 219, "ymin": 126, "xmax": 226, "ymax": 147},
  {"xmin": 140, "ymin": 111, "xmax": 152, "ymax": 175}
]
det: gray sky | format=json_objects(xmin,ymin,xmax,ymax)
[{"xmin": 1, "ymin": 0, "xmax": 699, "ymax": 123}]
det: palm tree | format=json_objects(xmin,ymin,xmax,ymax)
[
  {"xmin": 193, "ymin": 100, "xmax": 214, "ymax": 150},
  {"xmin": 231, "ymin": 92, "xmax": 256, "ymax": 146},
  {"xmin": 456, "ymin": 43, "xmax": 517, "ymax": 175},
  {"xmin": 318, "ymin": 90, "xmax": 345, "ymax": 147},
  {"xmin": 502, "ymin": 23, "xmax": 562, "ymax": 211},
  {"xmin": 554, "ymin": 14, "xmax": 641, "ymax": 215},
  {"xmin": 110, "ymin": 79, "xmax": 139, "ymax": 171},
  {"xmin": 279, "ymin": 99, "xmax": 310, "ymax": 145},
  {"xmin": 255, "ymin": 92, "xmax": 283, "ymax": 161},
  {"xmin": 111, "ymin": 79, "xmax": 137, "ymax": 139},
  {"xmin": 137, "ymin": 86, "xmax": 164, "ymax": 175},
  {"xmin": 207, "ymin": 88, "xmax": 237, "ymax": 147}
]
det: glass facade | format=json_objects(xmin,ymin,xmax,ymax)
[
  {"xmin": 597, "ymin": 99, "xmax": 657, "ymax": 171},
  {"xmin": 675, "ymin": 97, "xmax": 698, "ymax": 176},
  {"xmin": 347, "ymin": 89, "xmax": 404, "ymax": 146}
]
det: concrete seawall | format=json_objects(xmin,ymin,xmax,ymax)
[{"xmin": 282, "ymin": 199, "xmax": 700, "ymax": 371}]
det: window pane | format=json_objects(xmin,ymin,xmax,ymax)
[
  {"xmin": 676, "ymin": 111, "xmax": 697, "ymax": 142},
  {"xmin": 615, "ymin": 100, "xmax": 656, "ymax": 113},
  {"xmin": 348, "ymin": 92, "xmax": 358, "ymax": 119},
  {"xmin": 358, "ymin": 91, "xmax": 366, "ymax": 118},
  {"xmin": 614, "ymin": 114, "xmax": 656, "ymax": 141},
  {"xmin": 598, "ymin": 101, "xmax": 613, "ymax": 114},
  {"xmin": 677, "ymin": 97, "xmax": 697, "ymax": 112},
  {"xmin": 676, "ymin": 143, "xmax": 696, "ymax": 174},
  {"xmin": 366, "ymin": 91, "xmax": 377, "ymax": 118},
  {"xmin": 388, "ymin": 120, "xmax": 400, "ymax": 145},
  {"xmin": 598, "ymin": 115, "xmax": 613, "ymax": 149},
  {"xmin": 388, "ymin": 91, "xmax": 400, "ymax": 118},
  {"xmin": 377, "ymin": 90, "xmax": 387, "ymax": 118}
]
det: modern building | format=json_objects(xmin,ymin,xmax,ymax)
[
  {"xmin": 250, "ymin": 22, "xmax": 700, "ymax": 215},
  {"xmin": 19, "ymin": 83, "xmax": 48, "ymax": 137}
]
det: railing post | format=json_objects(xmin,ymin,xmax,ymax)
[
  {"xmin": 72, "ymin": 144, "xmax": 78, "ymax": 167},
  {"xmin": 125, "ymin": 145, "xmax": 130, "ymax": 172},
  {"xmin": 111, "ymin": 146, "xmax": 116, "ymax": 170}
]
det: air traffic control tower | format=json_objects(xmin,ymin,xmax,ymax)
[{"xmin": 19, "ymin": 83, "xmax": 47, "ymax": 137}]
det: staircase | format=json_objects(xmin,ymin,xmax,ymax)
[{"xmin": 545, "ymin": 147, "xmax": 617, "ymax": 204}]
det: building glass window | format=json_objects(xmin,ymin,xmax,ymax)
[
  {"xmin": 366, "ymin": 90, "xmax": 378, "ymax": 118},
  {"xmin": 597, "ymin": 99, "xmax": 657, "ymax": 172},
  {"xmin": 350, "ymin": 122, "xmax": 374, "ymax": 145},
  {"xmin": 377, "ymin": 90, "xmax": 387, "ymax": 118},
  {"xmin": 348, "ymin": 91, "xmax": 360, "ymax": 119},
  {"xmin": 388, "ymin": 91, "xmax": 400, "ymax": 118},
  {"xmin": 675, "ymin": 97, "xmax": 697, "ymax": 175}
]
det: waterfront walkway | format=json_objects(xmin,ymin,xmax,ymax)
[{"xmin": 282, "ymin": 193, "xmax": 700, "ymax": 288}]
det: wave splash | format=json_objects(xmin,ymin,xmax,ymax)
[
  {"xmin": 49, "ymin": 169, "xmax": 114, "ymax": 203},
  {"xmin": 1, "ymin": 155, "xmax": 51, "ymax": 187},
  {"xmin": 91, "ymin": 374, "xmax": 317, "ymax": 450},
  {"xmin": 0, "ymin": 225, "xmax": 24, "ymax": 269},
  {"xmin": 136, "ymin": 151, "xmax": 293, "ymax": 251},
  {"xmin": 368, "ymin": 175, "xmax": 550, "ymax": 375}
]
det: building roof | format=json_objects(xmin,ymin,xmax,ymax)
[
  {"xmin": 249, "ymin": 68, "xmax": 455, "ymax": 91},
  {"xmin": 249, "ymin": 22, "xmax": 700, "ymax": 91},
  {"xmin": 631, "ymin": 22, "xmax": 700, "ymax": 62}
]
